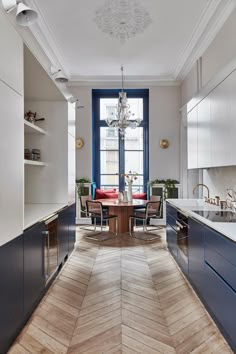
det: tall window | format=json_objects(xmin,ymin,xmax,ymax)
[{"xmin": 92, "ymin": 89, "xmax": 149, "ymax": 192}]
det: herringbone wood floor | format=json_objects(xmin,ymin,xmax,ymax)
[{"xmin": 8, "ymin": 227, "xmax": 232, "ymax": 354}]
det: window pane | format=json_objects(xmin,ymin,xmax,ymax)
[
  {"xmin": 125, "ymin": 151, "xmax": 143, "ymax": 174},
  {"xmin": 100, "ymin": 98, "xmax": 143, "ymax": 122},
  {"xmin": 100, "ymin": 98, "xmax": 117, "ymax": 121},
  {"xmin": 100, "ymin": 127, "xmax": 119, "ymax": 150},
  {"xmin": 101, "ymin": 175, "xmax": 119, "ymax": 186},
  {"xmin": 128, "ymin": 98, "xmax": 143, "ymax": 121},
  {"xmin": 100, "ymin": 151, "xmax": 119, "ymax": 174},
  {"xmin": 125, "ymin": 127, "xmax": 143, "ymax": 150}
]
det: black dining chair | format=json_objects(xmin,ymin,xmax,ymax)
[
  {"xmin": 85, "ymin": 200, "xmax": 118, "ymax": 240},
  {"xmin": 129, "ymin": 199, "xmax": 162, "ymax": 240}
]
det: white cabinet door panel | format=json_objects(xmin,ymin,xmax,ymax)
[
  {"xmin": 197, "ymin": 97, "xmax": 211, "ymax": 168},
  {"xmin": 187, "ymin": 107, "xmax": 198, "ymax": 169},
  {"xmin": 210, "ymin": 76, "xmax": 233, "ymax": 167},
  {"xmin": 0, "ymin": 11, "xmax": 23, "ymax": 95},
  {"xmin": 0, "ymin": 81, "xmax": 23, "ymax": 246}
]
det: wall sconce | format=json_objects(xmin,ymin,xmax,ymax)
[
  {"xmin": 1, "ymin": 0, "xmax": 38, "ymax": 26},
  {"xmin": 160, "ymin": 139, "xmax": 169, "ymax": 149}
]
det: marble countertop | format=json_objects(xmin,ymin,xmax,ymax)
[
  {"xmin": 166, "ymin": 199, "xmax": 236, "ymax": 243},
  {"xmin": 24, "ymin": 203, "xmax": 68, "ymax": 230}
]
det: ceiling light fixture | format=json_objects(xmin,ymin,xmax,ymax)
[
  {"xmin": 50, "ymin": 68, "xmax": 68, "ymax": 83},
  {"xmin": 106, "ymin": 66, "xmax": 141, "ymax": 139},
  {"xmin": 1, "ymin": 0, "xmax": 38, "ymax": 26},
  {"xmin": 94, "ymin": 0, "xmax": 152, "ymax": 43}
]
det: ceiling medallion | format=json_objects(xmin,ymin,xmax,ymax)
[{"xmin": 94, "ymin": 0, "xmax": 152, "ymax": 43}]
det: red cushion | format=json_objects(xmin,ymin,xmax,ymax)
[
  {"xmin": 132, "ymin": 193, "xmax": 147, "ymax": 200},
  {"xmin": 95, "ymin": 189, "xmax": 118, "ymax": 199}
]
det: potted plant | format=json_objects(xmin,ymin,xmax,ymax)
[
  {"xmin": 148, "ymin": 178, "xmax": 179, "ymax": 199},
  {"xmin": 76, "ymin": 177, "xmax": 91, "ymax": 197}
]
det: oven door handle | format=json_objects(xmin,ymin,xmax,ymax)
[
  {"xmin": 42, "ymin": 230, "xmax": 49, "ymax": 280},
  {"xmin": 176, "ymin": 220, "xmax": 185, "ymax": 229}
]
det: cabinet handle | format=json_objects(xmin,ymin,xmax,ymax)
[{"xmin": 42, "ymin": 231, "xmax": 49, "ymax": 280}]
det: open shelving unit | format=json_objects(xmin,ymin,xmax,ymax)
[{"xmin": 24, "ymin": 119, "xmax": 47, "ymax": 166}]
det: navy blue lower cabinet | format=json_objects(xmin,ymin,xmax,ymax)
[
  {"xmin": 24, "ymin": 222, "xmax": 45, "ymax": 318},
  {"xmin": 68, "ymin": 203, "xmax": 76, "ymax": 254},
  {"xmin": 58, "ymin": 207, "xmax": 69, "ymax": 265},
  {"xmin": 188, "ymin": 217, "xmax": 205, "ymax": 294},
  {"xmin": 0, "ymin": 235, "xmax": 24, "ymax": 354},
  {"xmin": 204, "ymin": 262, "xmax": 236, "ymax": 351},
  {"xmin": 166, "ymin": 223, "xmax": 178, "ymax": 260}
]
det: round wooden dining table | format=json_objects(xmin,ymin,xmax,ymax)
[{"xmin": 96, "ymin": 198, "xmax": 147, "ymax": 233}]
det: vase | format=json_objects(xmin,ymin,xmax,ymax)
[{"xmin": 127, "ymin": 183, "xmax": 133, "ymax": 202}]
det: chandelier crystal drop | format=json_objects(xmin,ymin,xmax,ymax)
[
  {"xmin": 94, "ymin": 0, "xmax": 152, "ymax": 43},
  {"xmin": 105, "ymin": 66, "xmax": 141, "ymax": 139}
]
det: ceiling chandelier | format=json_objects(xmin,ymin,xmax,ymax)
[
  {"xmin": 94, "ymin": 0, "xmax": 152, "ymax": 43},
  {"xmin": 106, "ymin": 66, "xmax": 141, "ymax": 138}
]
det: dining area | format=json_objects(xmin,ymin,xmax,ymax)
[{"xmin": 78, "ymin": 191, "xmax": 162, "ymax": 241}]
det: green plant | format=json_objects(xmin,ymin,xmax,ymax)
[
  {"xmin": 76, "ymin": 177, "xmax": 91, "ymax": 197},
  {"xmin": 148, "ymin": 178, "xmax": 179, "ymax": 199}
]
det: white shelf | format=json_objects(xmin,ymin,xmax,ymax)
[
  {"xmin": 24, "ymin": 120, "xmax": 46, "ymax": 135},
  {"xmin": 24, "ymin": 159, "xmax": 46, "ymax": 166}
]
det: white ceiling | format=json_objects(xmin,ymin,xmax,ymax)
[{"xmin": 26, "ymin": 0, "xmax": 235, "ymax": 83}]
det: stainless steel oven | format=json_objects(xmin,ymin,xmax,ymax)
[
  {"xmin": 176, "ymin": 211, "xmax": 189, "ymax": 265},
  {"xmin": 43, "ymin": 214, "xmax": 58, "ymax": 284}
]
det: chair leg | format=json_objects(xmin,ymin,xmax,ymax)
[{"xmin": 129, "ymin": 217, "xmax": 133, "ymax": 237}]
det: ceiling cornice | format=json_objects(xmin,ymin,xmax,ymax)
[
  {"xmin": 25, "ymin": 0, "xmax": 69, "ymax": 78},
  {"xmin": 174, "ymin": 0, "xmax": 236, "ymax": 80},
  {"xmin": 68, "ymin": 76, "xmax": 181, "ymax": 87}
]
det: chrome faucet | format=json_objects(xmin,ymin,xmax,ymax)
[{"xmin": 193, "ymin": 183, "xmax": 210, "ymax": 199}]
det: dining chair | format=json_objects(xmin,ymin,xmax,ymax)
[
  {"xmin": 129, "ymin": 199, "xmax": 162, "ymax": 240},
  {"xmin": 85, "ymin": 200, "xmax": 118, "ymax": 240}
]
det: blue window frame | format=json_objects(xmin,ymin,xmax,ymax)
[{"xmin": 92, "ymin": 89, "xmax": 149, "ymax": 193}]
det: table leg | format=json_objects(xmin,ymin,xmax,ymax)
[{"xmin": 108, "ymin": 206, "xmax": 134, "ymax": 233}]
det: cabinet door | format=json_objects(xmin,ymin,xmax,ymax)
[
  {"xmin": 204, "ymin": 263, "xmax": 236, "ymax": 351},
  {"xmin": 188, "ymin": 218, "xmax": 205, "ymax": 294},
  {"xmin": 24, "ymin": 223, "xmax": 45, "ymax": 317},
  {"xmin": 0, "ymin": 235, "xmax": 23, "ymax": 353},
  {"xmin": 58, "ymin": 208, "xmax": 69, "ymax": 264},
  {"xmin": 166, "ymin": 224, "xmax": 177, "ymax": 260},
  {"xmin": 0, "ymin": 11, "xmax": 23, "ymax": 95},
  {"xmin": 210, "ymin": 76, "xmax": 232, "ymax": 167},
  {"xmin": 0, "ymin": 81, "xmax": 23, "ymax": 247},
  {"xmin": 197, "ymin": 97, "xmax": 211, "ymax": 168},
  {"xmin": 68, "ymin": 204, "xmax": 76, "ymax": 254},
  {"xmin": 187, "ymin": 107, "xmax": 198, "ymax": 169}
]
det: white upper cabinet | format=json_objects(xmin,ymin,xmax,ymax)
[
  {"xmin": 187, "ymin": 68, "xmax": 236, "ymax": 169},
  {"xmin": 0, "ymin": 10, "xmax": 23, "ymax": 95},
  {"xmin": 197, "ymin": 96, "xmax": 211, "ymax": 168},
  {"xmin": 0, "ymin": 80, "xmax": 23, "ymax": 246},
  {"xmin": 187, "ymin": 107, "xmax": 198, "ymax": 169}
]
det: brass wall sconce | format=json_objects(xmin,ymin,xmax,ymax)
[{"xmin": 160, "ymin": 139, "xmax": 169, "ymax": 149}]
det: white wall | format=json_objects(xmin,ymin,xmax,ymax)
[
  {"xmin": 181, "ymin": 8, "xmax": 236, "ymax": 198},
  {"xmin": 68, "ymin": 103, "xmax": 76, "ymax": 204},
  {"xmin": 72, "ymin": 85, "xmax": 181, "ymax": 184}
]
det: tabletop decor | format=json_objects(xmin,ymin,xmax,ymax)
[{"xmin": 123, "ymin": 170, "xmax": 138, "ymax": 202}]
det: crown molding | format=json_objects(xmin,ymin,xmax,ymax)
[
  {"xmin": 175, "ymin": 0, "xmax": 236, "ymax": 80},
  {"xmin": 68, "ymin": 75, "xmax": 181, "ymax": 87},
  {"xmin": 25, "ymin": 0, "xmax": 69, "ymax": 78}
]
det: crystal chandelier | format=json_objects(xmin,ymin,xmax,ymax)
[
  {"xmin": 106, "ymin": 66, "xmax": 141, "ymax": 138},
  {"xmin": 94, "ymin": 0, "xmax": 152, "ymax": 44}
]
